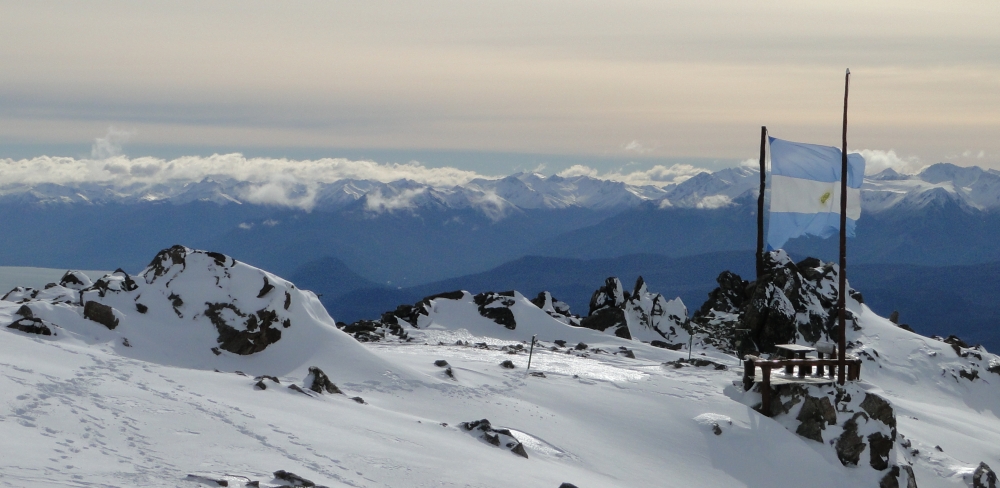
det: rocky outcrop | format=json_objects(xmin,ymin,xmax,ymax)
[
  {"xmin": 530, "ymin": 291, "xmax": 580, "ymax": 326},
  {"xmin": 578, "ymin": 276, "xmax": 689, "ymax": 344},
  {"xmin": 693, "ymin": 250, "xmax": 859, "ymax": 355},
  {"xmin": 973, "ymin": 462, "xmax": 997, "ymax": 488},
  {"xmin": 59, "ymin": 270, "xmax": 93, "ymax": 290},
  {"xmin": 459, "ymin": 419, "xmax": 528, "ymax": 458},
  {"xmin": 473, "ymin": 292, "xmax": 517, "ymax": 330},
  {"xmin": 743, "ymin": 382, "xmax": 904, "ymax": 480},
  {"xmin": 305, "ymin": 366, "xmax": 342, "ymax": 394},
  {"xmin": 2, "ymin": 246, "xmax": 303, "ymax": 358},
  {"xmin": 273, "ymin": 469, "xmax": 317, "ymax": 487},
  {"xmin": 579, "ymin": 278, "xmax": 630, "ymax": 338},
  {"xmin": 6, "ymin": 305, "xmax": 53, "ymax": 335},
  {"xmin": 205, "ymin": 303, "xmax": 284, "ymax": 355}
]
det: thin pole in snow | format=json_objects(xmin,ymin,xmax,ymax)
[
  {"xmin": 526, "ymin": 334, "xmax": 537, "ymax": 372},
  {"xmin": 838, "ymin": 69, "xmax": 851, "ymax": 386},
  {"xmin": 756, "ymin": 126, "xmax": 768, "ymax": 279}
]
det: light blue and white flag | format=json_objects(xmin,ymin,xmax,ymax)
[{"xmin": 766, "ymin": 137, "xmax": 865, "ymax": 251}]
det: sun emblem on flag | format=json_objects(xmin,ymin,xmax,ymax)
[{"xmin": 820, "ymin": 191, "xmax": 832, "ymax": 204}]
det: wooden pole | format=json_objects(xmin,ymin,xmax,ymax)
[
  {"xmin": 526, "ymin": 334, "xmax": 537, "ymax": 371},
  {"xmin": 838, "ymin": 69, "xmax": 851, "ymax": 385},
  {"xmin": 756, "ymin": 126, "xmax": 767, "ymax": 279}
]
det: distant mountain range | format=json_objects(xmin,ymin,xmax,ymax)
[
  {"xmin": 4, "ymin": 161, "xmax": 1000, "ymax": 213},
  {"xmin": 2, "ymin": 161, "xmax": 998, "ymax": 352}
]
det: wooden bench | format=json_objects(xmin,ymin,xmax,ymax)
[{"xmin": 742, "ymin": 353, "xmax": 861, "ymax": 417}]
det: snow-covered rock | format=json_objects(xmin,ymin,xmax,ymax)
[{"xmin": 0, "ymin": 245, "xmax": 408, "ymax": 382}]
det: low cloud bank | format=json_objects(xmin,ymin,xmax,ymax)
[{"xmin": 557, "ymin": 163, "xmax": 707, "ymax": 187}]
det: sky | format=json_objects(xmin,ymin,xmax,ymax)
[{"xmin": 1, "ymin": 0, "xmax": 999, "ymax": 176}]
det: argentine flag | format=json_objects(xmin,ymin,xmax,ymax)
[{"xmin": 766, "ymin": 137, "xmax": 865, "ymax": 251}]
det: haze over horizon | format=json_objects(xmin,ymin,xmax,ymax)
[{"xmin": 2, "ymin": 1, "xmax": 999, "ymax": 175}]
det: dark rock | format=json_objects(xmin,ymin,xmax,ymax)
[
  {"xmin": 860, "ymin": 393, "xmax": 897, "ymax": 436},
  {"xmin": 135, "ymin": 303, "xmax": 148, "ymax": 314},
  {"xmin": 169, "ymin": 293, "xmax": 184, "ymax": 317},
  {"xmin": 973, "ymin": 462, "xmax": 997, "ymax": 488},
  {"xmin": 942, "ymin": 335, "xmax": 971, "ymax": 356},
  {"xmin": 185, "ymin": 474, "xmax": 229, "ymax": 486},
  {"xmin": 868, "ymin": 432, "xmax": 893, "ymax": 470},
  {"xmin": 255, "ymin": 380, "xmax": 268, "ymax": 390},
  {"xmin": 510, "ymin": 442, "xmax": 528, "ymax": 458},
  {"xmin": 795, "ymin": 396, "xmax": 837, "ymax": 442},
  {"xmin": 879, "ymin": 466, "xmax": 900, "ymax": 488},
  {"xmin": 205, "ymin": 303, "xmax": 283, "ymax": 355},
  {"xmin": 664, "ymin": 358, "xmax": 727, "ymax": 370},
  {"xmin": 15, "ymin": 305, "xmax": 33, "ymax": 318},
  {"xmin": 835, "ymin": 413, "xmax": 867, "ymax": 466},
  {"xmin": 554, "ymin": 340, "xmax": 566, "ymax": 347},
  {"xmin": 529, "ymin": 371, "xmax": 546, "ymax": 378},
  {"xmin": 889, "ymin": 311, "xmax": 899, "ymax": 324},
  {"xmin": 989, "ymin": 363, "xmax": 1000, "ymax": 375},
  {"xmin": 145, "ymin": 245, "xmax": 188, "ymax": 281},
  {"xmin": 459, "ymin": 419, "xmax": 528, "ymax": 459},
  {"xmin": 960, "ymin": 369, "xmax": 980, "ymax": 381},
  {"xmin": 122, "ymin": 338, "xmax": 131, "ymax": 347},
  {"xmin": 711, "ymin": 423, "xmax": 723, "ymax": 435},
  {"xmin": 500, "ymin": 360, "xmax": 516, "ymax": 369},
  {"xmin": 622, "ymin": 350, "xmax": 636, "ymax": 359},
  {"xmin": 87, "ymin": 269, "xmax": 139, "ymax": 297},
  {"xmin": 692, "ymin": 252, "xmax": 862, "ymax": 355},
  {"xmin": 7, "ymin": 317, "xmax": 51, "ymax": 335},
  {"xmin": 273, "ymin": 470, "xmax": 315, "ymax": 487},
  {"xmin": 211, "ymin": 347, "xmax": 221, "ymax": 355},
  {"xmin": 434, "ymin": 360, "xmax": 449, "ymax": 367},
  {"xmin": 445, "ymin": 367, "xmax": 455, "ymax": 379},
  {"xmin": 350, "ymin": 396, "xmax": 365, "ymax": 404},
  {"xmin": 579, "ymin": 306, "xmax": 630, "ymax": 339},
  {"xmin": 473, "ymin": 292, "xmax": 517, "ymax": 330},
  {"xmin": 83, "ymin": 301, "xmax": 119, "ymax": 330},
  {"xmin": 205, "ymin": 251, "xmax": 229, "ymax": 267},
  {"xmin": 574, "ymin": 342, "xmax": 588, "ymax": 350},
  {"xmin": 284, "ymin": 291, "xmax": 292, "ymax": 310},
  {"xmin": 255, "ymin": 375, "xmax": 280, "ymax": 384},
  {"xmin": 288, "ymin": 384, "xmax": 309, "ymax": 395},
  {"xmin": 306, "ymin": 366, "xmax": 342, "ymax": 394},
  {"xmin": 256, "ymin": 277, "xmax": 274, "ymax": 298},
  {"xmin": 59, "ymin": 270, "xmax": 92, "ymax": 290},
  {"xmin": 650, "ymin": 340, "xmax": 683, "ymax": 350},
  {"xmin": 558, "ymin": 484, "xmax": 580, "ymax": 488}
]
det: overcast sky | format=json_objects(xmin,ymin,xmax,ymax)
[{"xmin": 2, "ymin": 1, "xmax": 999, "ymax": 173}]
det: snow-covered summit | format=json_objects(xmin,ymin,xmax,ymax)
[{"xmin": 0, "ymin": 245, "xmax": 403, "ymax": 382}]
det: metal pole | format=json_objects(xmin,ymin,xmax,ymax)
[
  {"xmin": 526, "ymin": 335, "xmax": 537, "ymax": 371},
  {"xmin": 838, "ymin": 69, "xmax": 851, "ymax": 385},
  {"xmin": 757, "ymin": 126, "xmax": 767, "ymax": 279}
]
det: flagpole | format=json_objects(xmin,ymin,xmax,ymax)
[
  {"xmin": 838, "ymin": 69, "xmax": 851, "ymax": 385},
  {"xmin": 756, "ymin": 126, "xmax": 767, "ymax": 279}
]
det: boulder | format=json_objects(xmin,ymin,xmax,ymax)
[
  {"xmin": 273, "ymin": 470, "xmax": 315, "ymax": 487},
  {"xmin": 83, "ymin": 301, "xmax": 119, "ymax": 330},
  {"xmin": 974, "ymin": 462, "xmax": 997, "ymax": 488},
  {"xmin": 459, "ymin": 419, "xmax": 528, "ymax": 459},
  {"xmin": 305, "ymin": 366, "xmax": 342, "ymax": 394}
]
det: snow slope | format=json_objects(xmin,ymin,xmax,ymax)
[{"xmin": 1, "ymin": 247, "xmax": 998, "ymax": 487}]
